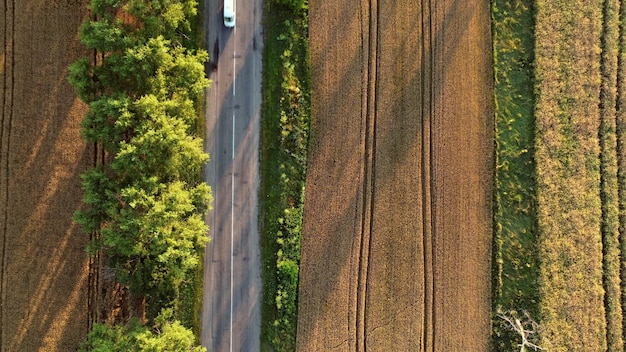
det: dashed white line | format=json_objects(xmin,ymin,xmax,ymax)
[
  {"xmin": 230, "ymin": 33, "xmax": 236, "ymax": 352},
  {"xmin": 228, "ymin": 9, "xmax": 238, "ymax": 351}
]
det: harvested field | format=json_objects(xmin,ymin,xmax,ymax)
[
  {"xmin": 297, "ymin": 0, "xmax": 493, "ymax": 350},
  {"xmin": 0, "ymin": 0, "xmax": 95, "ymax": 351}
]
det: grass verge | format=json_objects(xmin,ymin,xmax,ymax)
[
  {"xmin": 259, "ymin": 2, "xmax": 310, "ymax": 351},
  {"xmin": 490, "ymin": 0, "xmax": 539, "ymax": 350}
]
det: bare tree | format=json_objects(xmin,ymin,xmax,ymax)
[{"xmin": 497, "ymin": 310, "xmax": 545, "ymax": 352}]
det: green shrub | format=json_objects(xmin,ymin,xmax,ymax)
[
  {"xmin": 260, "ymin": 3, "xmax": 310, "ymax": 350},
  {"xmin": 270, "ymin": 0, "xmax": 307, "ymax": 12},
  {"xmin": 80, "ymin": 310, "xmax": 206, "ymax": 352}
]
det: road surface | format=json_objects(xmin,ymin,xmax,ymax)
[{"xmin": 201, "ymin": 0, "xmax": 263, "ymax": 351}]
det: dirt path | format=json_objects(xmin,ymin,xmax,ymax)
[
  {"xmin": 0, "ymin": 1, "xmax": 94, "ymax": 350},
  {"xmin": 297, "ymin": 0, "xmax": 493, "ymax": 350}
]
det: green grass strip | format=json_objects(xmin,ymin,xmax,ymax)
[
  {"xmin": 491, "ymin": 0, "xmax": 540, "ymax": 350},
  {"xmin": 259, "ymin": 2, "xmax": 310, "ymax": 351}
]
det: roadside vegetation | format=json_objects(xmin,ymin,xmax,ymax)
[
  {"xmin": 69, "ymin": 0, "xmax": 210, "ymax": 349},
  {"xmin": 490, "ymin": 0, "xmax": 539, "ymax": 350},
  {"xmin": 259, "ymin": 0, "xmax": 310, "ymax": 350}
]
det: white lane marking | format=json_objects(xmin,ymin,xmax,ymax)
[
  {"xmin": 231, "ymin": 113, "xmax": 235, "ymax": 352},
  {"xmin": 230, "ymin": 14, "xmax": 237, "ymax": 352},
  {"xmin": 233, "ymin": 31, "xmax": 236, "ymax": 97}
]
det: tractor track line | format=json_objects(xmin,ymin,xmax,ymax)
[
  {"xmin": 0, "ymin": 1, "xmax": 14, "ymax": 350},
  {"xmin": 356, "ymin": 0, "xmax": 378, "ymax": 349},
  {"xmin": 421, "ymin": 0, "xmax": 434, "ymax": 350}
]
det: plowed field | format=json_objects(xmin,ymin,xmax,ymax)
[
  {"xmin": 297, "ymin": 0, "xmax": 493, "ymax": 350},
  {"xmin": 0, "ymin": 0, "xmax": 94, "ymax": 350}
]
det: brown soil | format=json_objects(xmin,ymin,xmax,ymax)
[
  {"xmin": 297, "ymin": 0, "xmax": 493, "ymax": 350},
  {"xmin": 0, "ymin": 0, "xmax": 96, "ymax": 350}
]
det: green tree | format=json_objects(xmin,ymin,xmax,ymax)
[
  {"xmin": 135, "ymin": 309, "xmax": 205, "ymax": 352},
  {"xmin": 80, "ymin": 310, "xmax": 206, "ymax": 352},
  {"xmin": 71, "ymin": 0, "xmax": 210, "ymax": 323},
  {"xmin": 126, "ymin": 0, "xmax": 199, "ymax": 41},
  {"xmin": 87, "ymin": 0, "xmax": 199, "ymax": 41},
  {"xmin": 271, "ymin": 0, "xmax": 307, "ymax": 11},
  {"xmin": 112, "ymin": 95, "xmax": 207, "ymax": 181}
]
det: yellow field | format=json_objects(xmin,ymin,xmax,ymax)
[
  {"xmin": 297, "ymin": 0, "xmax": 493, "ymax": 350},
  {"xmin": 0, "ymin": 1, "xmax": 94, "ymax": 350}
]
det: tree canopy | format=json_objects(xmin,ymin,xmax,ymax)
[
  {"xmin": 80, "ymin": 310, "xmax": 206, "ymax": 352},
  {"xmin": 70, "ymin": 0, "xmax": 210, "ymax": 332}
]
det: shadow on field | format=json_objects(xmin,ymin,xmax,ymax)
[
  {"xmin": 297, "ymin": 0, "xmax": 492, "ymax": 350},
  {"xmin": 1, "ymin": 1, "xmax": 94, "ymax": 350}
]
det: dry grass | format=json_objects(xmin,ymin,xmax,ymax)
[
  {"xmin": 0, "ymin": 1, "xmax": 95, "ymax": 350},
  {"xmin": 297, "ymin": 0, "xmax": 493, "ymax": 350},
  {"xmin": 534, "ymin": 0, "xmax": 607, "ymax": 350}
]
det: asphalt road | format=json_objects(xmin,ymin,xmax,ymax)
[{"xmin": 201, "ymin": 0, "xmax": 263, "ymax": 351}]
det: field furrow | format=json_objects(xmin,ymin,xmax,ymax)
[
  {"xmin": 421, "ymin": 0, "xmax": 434, "ymax": 348},
  {"xmin": 355, "ymin": 0, "xmax": 377, "ymax": 348},
  {"xmin": 365, "ymin": 0, "xmax": 426, "ymax": 348},
  {"xmin": 429, "ymin": 1, "xmax": 493, "ymax": 349},
  {"xmin": 296, "ymin": 0, "xmax": 367, "ymax": 348},
  {"xmin": 298, "ymin": 0, "xmax": 492, "ymax": 350},
  {"xmin": 0, "ymin": 1, "xmax": 14, "ymax": 350}
]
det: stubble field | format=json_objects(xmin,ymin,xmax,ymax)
[
  {"xmin": 0, "ymin": 0, "xmax": 95, "ymax": 350},
  {"xmin": 297, "ymin": 0, "xmax": 493, "ymax": 350}
]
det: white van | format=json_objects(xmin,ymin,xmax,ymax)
[{"xmin": 224, "ymin": 0, "xmax": 235, "ymax": 28}]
